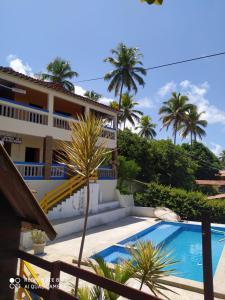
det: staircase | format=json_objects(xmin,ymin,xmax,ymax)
[{"xmin": 39, "ymin": 172, "xmax": 97, "ymax": 214}]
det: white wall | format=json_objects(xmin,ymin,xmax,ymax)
[
  {"xmin": 98, "ymin": 179, "xmax": 117, "ymax": 203},
  {"xmin": 25, "ymin": 179, "xmax": 66, "ymax": 200}
]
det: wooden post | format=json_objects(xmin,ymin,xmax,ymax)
[
  {"xmin": 0, "ymin": 193, "xmax": 21, "ymax": 300},
  {"xmin": 202, "ymin": 213, "xmax": 214, "ymax": 300},
  {"xmin": 49, "ymin": 261, "xmax": 60, "ymax": 300},
  {"xmin": 43, "ymin": 136, "xmax": 53, "ymax": 179}
]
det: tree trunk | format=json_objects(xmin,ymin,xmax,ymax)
[
  {"xmin": 190, "ymin": 132, "xmax": 193, "ymax": 145},
  {"xmin": 74, "ymin": 177, "xmax": 90, "ymax": 296},
  {"xmin": 118, "ymin": 81, "xmax": 124, "ymax": 110},
  {"xmin": 124, "ymin": 120, "xmax": 126, "ymax": 130},
  {"xmin": 174, "ymin": 125, "xmax": 177, "ymax": 145}
]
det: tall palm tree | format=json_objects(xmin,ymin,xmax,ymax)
[
  {"xmin": 120, "ymin": 93, "xmax": 143, "ymax": 129},
  {"xmin": 159, "ymin": 92, "xmax": 195, "ymax": 144},
  {"xmin": 104, "ymin": 43, "xmax": 146, "ymax": 109},
  {"xmin": 136, "ymin": 115, "xmax": 157, "ymax": 139},
  {"xmin": 141, "ymin": 0, "xmax": 163, "ymax": 4},
  {"xmin": 59, "ymin": 115, "xmax": 109, "ymax": 296},
  {"xmin": 181, "ymin": 108, "xmax": 207, "ymax": 144},
  {"xmin": 219, "ymin": 150, "xmax": 225, "ymax": 167},
  {"xmin": 40, "ymin": 57, "xmax": 78, "ymax": 92},
  {"xmin": 109, "ymin": 100, "xmax": 119, "ymax": 110},
  {"xmin": 84, "ymin": 90, "xmax": 102, "ymax": 101}
]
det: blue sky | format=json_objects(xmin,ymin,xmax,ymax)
[{"xmin": 1, "ymin": 0, "xmax": 225, "ymax": 155}]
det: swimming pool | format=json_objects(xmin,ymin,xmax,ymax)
[{"xmin": 92, "ymin": 221, "xmax": 225, "ymax": 282}]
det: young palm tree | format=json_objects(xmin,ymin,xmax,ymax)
[
  {"xmin": 104, "ymin": 43, "xmax": 146, "ymax": 109},
  {"xmin": 136, "ymin": 115, "xmax": 157, "ymax": 139},
  {"xmin": 40, "ymin": 57, "xmax": 78, "ymax": 92},
  {"xmin": 59, "ymin": 115, "xmax": 109, "ymax": 296},
  {"xmin": 84, "ymin": 90, "xmax": 102, "ymax": 102},
  {"xmin": 141, "ymin": 0, "xmax": 163, "ymax": 4},
  {"xmin": 120, "ymin": 93, "xmax": 143, "ymax": 129},
  {"xmin": 125, "ymin": 241, "xmax": 177, "ymax": 298},
  {"xmin": 159, "ymin": 92, "xmax": 195, "ymax": 144},
  {"xmin": 109, "ymin": 100, "xmax": 119, "ymax": 110},
  {"xmin": 180, "ymin": 108, "xmax": 207, "ymax": 144}
]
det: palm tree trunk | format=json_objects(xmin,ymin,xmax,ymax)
[
  {"xmin": 118, "ymin": 81, "xmax": 124, "ymax": 110},
  {"xmin": 124, "ymin": 120, "xmax": 126, "ymax": 130},
  {"xmin": 74, "ymin": 177, "xmax": 90, "ymax": 296},
  {"xmin": 190, "ymin": 132, "xmax": 193, "ymax": 145},
  {"xmin": 174, "ymin": 125, "xmax": 177, "ymax": 145}
]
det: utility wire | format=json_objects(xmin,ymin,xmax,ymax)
[{"xmin": 74, "ymin": 51, "xmax": 225, "ymax": 84}]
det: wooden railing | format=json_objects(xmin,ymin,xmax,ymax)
[
  {"xmin": 16, "ymin": 250, "xmax": 159, "ymax": 300},
  {"xmin": 39, "ymin": 172, "xmax": 97, "ymax": 213},
  {"xmin": 0, "ymin": 98, "xmax": 48, "ymax": 125}
]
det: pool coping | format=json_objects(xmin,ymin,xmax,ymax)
[{"xmin": 89, "ymin": 219, "xmax": 225, "ymax": 298}]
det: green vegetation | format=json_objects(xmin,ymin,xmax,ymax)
[
  {"xmin": 135, "ymin": 182, "xmax": 225, "ymax": 223},
  {"xmin": 141, "ymin": 0, "xmax": 163, "ymax": 4},
  {"xmin": 84, "ymin": 90, "xmax": 102, "ymax": 101},
  {"xmin": 40, "ymin": 57, "xmax": 78, "ymax": 92},
  {"xmin": 219, "ymin": 150, "xmax": 225, "ymax": 168},
  {"xmin": 104, "ymin": 43, "xmax": 146, "ymax": 108}
]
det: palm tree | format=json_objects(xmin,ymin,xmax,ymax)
[
  {"xmin": 219, "ymin": 150, "xmax": 225, "ymax": 167},
  {"xmin": 180, "ymin": 108, "xmax": 207, "ymax": 144},
  {"xmin": 120, "ymin": 93, "xmax": 143, "ymax": 129},
  {"xmin": 125, "ymin": 241, "xmax": 177, "ymax": 298},
  {"xmin": 159, "ymin": 92, "xmax": 195, "ymax": 144},
  {"xmin": 136, "ymin": 115, "xmax": 157, "ymax": 139},
  {"xmin": 109, "ymin": 100, "xmax": 119, "ymax": 110},
  {"xmin": 141, "ymin": 0, "xmax": 163, "ymax": 4},
  {"xmin": 40, "ymin": 57, "xmax": 78, "ymax": 92},
  {"xmin": 104, "ymin": 43, "xmax": 146, "ymax": 109},
  {"xmin": 59, "ymin": 115, "xmax": 109, "ymax": 296},
  {"xmin": 84, "ymin": 90, "xmax": 102, "ymax": 101}
]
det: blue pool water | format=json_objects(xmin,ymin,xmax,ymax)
[{"xmin": 93, "ymin": 222, "xmax": 225, "ymax": 282}]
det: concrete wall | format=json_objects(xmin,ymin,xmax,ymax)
[
  {"xmin": 130, "ymin": 206, "xmax": 155, "ymax": 218},
  {"xmin": 11, "ymin": 134, "xmax": 44, "ymax": 162},
  {"xmin": 98, "ymin": 179, "xmax": 117, "ymax": 203},
  {"xmin": 25, "ymin": 179, "xmax": 67, "ymax": 200}
]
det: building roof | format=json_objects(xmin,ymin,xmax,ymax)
[
  {"xmin": 0, "ymin": 144, "xmax": 56, "ymax": 240},
  {"xmin": 218, "ymin": 170, "xmax": 225, "ymax": 177},
  {"xmin": 0, "ymin": 66, "xmax": 118, "ymax": 114},
  {"xmin": 208, "ymin": 194, "xmax": 225, "ymax": 200},
  {"xmin": 195, "ymin": 179, "xmax": 225, "ymax": 186}
]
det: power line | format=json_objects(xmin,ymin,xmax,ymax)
[{"xmin": 74, "ymin": 50, "xmax": 225, "ymax": 84}]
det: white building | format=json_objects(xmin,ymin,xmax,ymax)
[{"xmin": 0, "ymin": 66, "xmax": 119, "ymax": 224}]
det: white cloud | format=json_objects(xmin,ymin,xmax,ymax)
[
  {"xmin": 210, "ymin": 143, "xmax": 223, "ymax": 157},
  {"xmin": 7, "ymin": 54, "xmax": 34, "ymax": 77},
  {"xmin": 137, "ymin": 97, "xmax": 154, "ymax": 109},
  {"xmin": 179, "ymin": 80, "xmax": 225, "ymax": 126},
  {"xmin": 157, "ymin": 81, "xmax": 177, "ymax": 98},
  {"xmin": 74, "ymin": 85, "xmax": 86, "ymax": 96},
  {"xmin": 100, "ymin": 96, "xmax": 115, "ymax": 106}
]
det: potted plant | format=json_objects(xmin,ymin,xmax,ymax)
[{"xmin": 31, "ymin": 230, "xmax": 47, "ymax": 255}]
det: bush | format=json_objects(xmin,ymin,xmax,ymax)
[{"xmin": 135, "ymin": 182, "xmax": 225, "ymax": 223}]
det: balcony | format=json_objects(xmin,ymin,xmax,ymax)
[
  {"xmin": 14, "ymin": 162, "xmax": 115, "ymax": 180},
  {"xmin": 15, "ymin": 162, "xmax": 66, "ymax": 180}
]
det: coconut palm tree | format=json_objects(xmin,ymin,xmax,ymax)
[
  {"xmin": 125, "ymin": 241, "xmax": 177, "ymax": 298},
  {"xmin": 180, "ymin": 108, "xmax": 207, "ymax": 144},
  {"xmin": 104, "ymin": 43, "xmax": 146, "ymax": 109},
  {"xmin": 120, "ymin": 93, "xmax": 143, "ymax": 129},
  {"xmin": 136, "ymin": 115, "xmax": 157, "ymax": 139},
  {"xmin": 109, "ymin": 100, "xmax": 119, "ymax": 110},
  {"xmin": 141, "ymin": 0, "xmax": 163, "ymax": 4},
  {"xmin": 84, "ymin": 90, "xmax": 102, "ymax": 102},
  {"xmin": 219, "ymin": 150, "xmax": 225, "ymax": 167},
  {"xmin": 159, "ymin": 92, "xmax": 195, "ymax": 144},
  {"xmin": 40, "ymin": 57, "xmax": 78, "ymax": 92},
  {"xmin": 59, "ymin": 115, "xmax": 109, "ymax": 296}
]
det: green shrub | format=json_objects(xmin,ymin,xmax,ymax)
[{"xmin": 135, "ymin": 182, "xmax": 225, "ymax": 223}]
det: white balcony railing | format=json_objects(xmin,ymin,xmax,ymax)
[
  {"xmin": 51, "ymin": 164, "xmax": 66, "ymax": 179},
  {"xmin": 98, "ymin": 167, "xmax": 115, "ymax": 179},
  {"xmin": 15, "ymin": 162, "xmax": 45, "ymax": 179},
  {"xmin": 0, "ymin": 98, "xmax": 48, "ymax": 125}
]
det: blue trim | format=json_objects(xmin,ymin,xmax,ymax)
[
  {"xmin": 98, "ymin": 177, "xmax": 115, "ymax": 180},
  {"xmin": 53, "ymin": 112, "xmax": 74, "ymax": 118},
  {"xmin": 14, "ymin": 161, "xmax": 45, "ymax": 166},
  {"xmin": 24, "ymin": 176, "xmax": 44, "ymax": 180},
  {"xmin": 98, "ymin": 167, "xmax": 112, "ymax": 170},
  {"xmin": 0, "ymin": 97, "xmax": 48, "ymax": 112},
  {"xmin": 104, "ymin": 126, "xmax": 116, "ymax": 131}
]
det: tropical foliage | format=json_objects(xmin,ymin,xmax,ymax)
[
  {"xmin": 109, "ymin": 100, "xmax": 119, "ymax": 110},
  {"xmin": 59, "ymin": 115, "xmax": 109, "ymax": 296},
  {"xmin": 84, "ymin": 90, "xmax": 102, "ymax": 101},
  {"xmin": 159, "ymin": 92, "xmax": 195, "ymax": 144},
  {"xmin": 40, "ymin": 57, "xmax": 78, "ymax": 92},
  {"xmin": 140, "ymin": 0, "xmax": 163, "ymax": 4},
  {"xmin": 180, "ymin": 108, "xmax": 207, "ymax": 144},
  {"xmin": 136, "ymin": 115, "xmax": 157, "ymax": 139},
  {"xmin": 120, "ymin": 93, "xmax": 143, "ymax": 129},
  {"xmin": 104, "ymin": 43, "xmax": 146, "ymax": 108},
  {"xmin": 125, "ymin": 241, "xmax": 177, "ymax": 297},
  {"xmin": 219, "ymin": 150, "xmax": 225, "ymax": 167}
]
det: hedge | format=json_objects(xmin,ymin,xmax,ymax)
[{"xmin": 135, "ymin": 182, "xmax": 225, "ymax": 224}]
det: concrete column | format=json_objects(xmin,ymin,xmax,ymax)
[
  {"xmin": 84, "ymin": 106, "xmax": 90, "ymax": 119},
  {"xmin": 43, "ymin": 136, "xmax": 53, "ymax": 179},
  {"xmin": 112, "ymin": 149, "xmax": 118, "ymax": 179},
  {"xmin": 48, "ymin": 93, "xmax": 54, "ymax": 126}
]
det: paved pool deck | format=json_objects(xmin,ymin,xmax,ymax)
[{"xmin": 25, "ymin": 216, "xmax": 225, "ymax": 299}]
